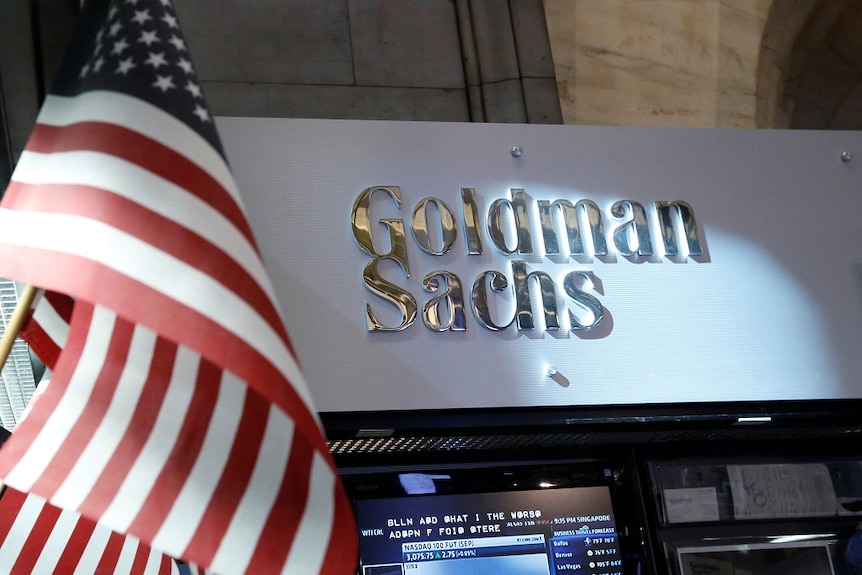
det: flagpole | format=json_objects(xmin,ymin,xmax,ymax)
[{"xmin": 0, "ymin": 284, "xmax": 38, "ymax": 368}]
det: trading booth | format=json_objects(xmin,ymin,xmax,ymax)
[{"xmin": 218, "ymin": 118, "xmax": 862, "ymax": 575}]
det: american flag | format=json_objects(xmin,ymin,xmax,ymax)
[
  {"xmin": 0, "ymin": 480, "xmax": 181, "ymax": 574},
  {"xmin": 0, "ymin": 0, "xmax": 357, "ymax": 573},
  {"xmin": 18, "ymin": 290, "xmax": 73, "ymax": 370},
  {"xmin": 2, "ymin": 319, "xmax": 202, "ymax": 575}
]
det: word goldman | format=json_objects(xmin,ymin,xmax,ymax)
[{"xmin": 351, "ymin": 186, "xmax": 703, "ymax": 333}]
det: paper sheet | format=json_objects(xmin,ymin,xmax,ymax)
[
  {"xmin": 663, "ymin": 487, "xmax": 720, "ymax": 523},
  {"xmin": 727, "ymin": 463, "xmax": 837, "ymax": 519}
]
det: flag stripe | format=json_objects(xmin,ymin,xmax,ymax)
[
  {"xmin": 29, "ymin": 512, "xmax": 81, "ymax": 574},
  {"xmin": 24, "ymin": 120, "xmax": 255, "ymax": 243},
  {"xmin": 4, "ymin": 302, "xmax": 340, "ymax": 573},
  {"xmin": 206, "ymin": 404, "xmax": 297, "ymax": 574},
  {"xmin": 6, "ymin": 148, "xmax": 273, "ymax": 311},
  {"xmin": 8, "ymin": 149, "xmax": 251, "ymax": 274},
  {"xmin": 159, "ymin": 555, "xmax": 179, "ymax": 575},
  {"xmin": 42, "ymin": 291, "xmax": 75, "ymax": 323},
  {"xmin": 31, "ymin": 317, "xmax": 137, "ymax": 498},
  {"xmin": 51, "ymin": 323, "xmax": 157, "ymax": 507},
  {"xmin": 20, "ymin": 319, "xmax": 64, "ymax": 368},
  {"xmin": 33, "ymin": 92, "xmax": 239, "ymax": 210},
  {"xmin": 115, "ymin": 534, "xmax": 142, "ymax": 574},
  {"xmin": 15, "ymin": 503, "xmax": 62, "ymax": 573},
  {"xmin": 0, "ymin": 489, "xmax": 182, "ymax": 575},
  {"xmin": 4, "ymin": 180, "xmax": 289, "ymax": 347},
  {"xmin": 129, "ymin": 362, "xmax": 241, "ymax": 544},
  {"xmin": 77, "ymin": 335, "xmax": 178, "ymax": 519},
  {"xmin": 54, "ymin": 515, "xmax": 97, "ymax": 574},
  {"xmin": 0, "ymin": 241, "xmax": 324, "ymax": 455},
  {"xmin": 320, "ymin": 479, "xmax": 360, "ymax": 574},
  {"xmin": 71, "ymin": 520, "xmax": 112, "ymax": 575},
  {"xmin": 1, "ymin": 305, "xmax": 115, "ymax": 489},
  {"xmin": 0, "ymin": 209, "xmax": 317, "ymax": 419},
  {"xmin": 93, "ymin": 531, "xmax": 125, "ymax": 573},
  {"xmin": 21, "ymin": 290, "xmax": 72, "ymax": 369},
  {"xmin": 7, "ymin": 147, "xmax": 271, "ymax": 310},
  {"xmin": 0, "ymin": 494, "xmax": 48, "ymax": 573},
  {"xmin": 173, "ymin": 389, "xmax": 282, "ymax": 565},
  {"xmin": 109, "ymin": 356, "xmax": 222, "ymax": 536},
  {"xmin": 90, "ymin": 344, "xmax": 199, "ymax": 527},
  {"xmin": 281, "ymin": 452, "xmax": 337, "ymax": 575},
  {"xmin": 0, "ymin": 488, "xmax": 29, "ymax": 545},
  {"xmin": 245, "ymin": 427, "xmax": 312, "ymax": 573},
  {"xmin": 132, "ymin": 544, "xmax": 154, "ymax": 575}
]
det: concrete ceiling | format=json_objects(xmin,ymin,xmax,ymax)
[{"xmin": 784, "ymin": 0, "xmax": 862, "ymax": 129}]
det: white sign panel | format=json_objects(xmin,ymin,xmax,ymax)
[{"xmin": 217, "ymin": 118, "xmax": 862, "ymax": 412}]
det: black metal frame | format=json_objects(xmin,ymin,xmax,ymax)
[
  {"xmin": 0, "ymin": 72, "xmax": 12, "ymax": 190},
  {"xmin": 323, "ymin": 397, "xmax": 862, "ymax": 439},
  {"xmin": 322, "ymin": 398, "xmax": 862, "ymax": 470},
  {"xmin": 330, "ymin": 400, "xmax": 862, "ymax": 575}
]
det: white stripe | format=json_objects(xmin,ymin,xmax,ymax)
[
  {"xmin": 149, "ymin": 371, "xmax": 248, "ymax": 557},
  {"xmin": 282, "ymin": 453, "xmax": 336, "ymax": 575},
  {"xmin": 72, "ymin": 520, "xmax": 113, "ymax": 575},
  {"xmin": 113, "ymin": 534, "xmax": 140, "ymax": 575},
  {"xmin": 100, "ymin": 346, "xmax": 199, "ymax": 531},
  {"xmin": 142, "ymin": 546, "xmax": 170, "ymax": 575},
  {"xmin": 30, "ymin": 505, "xmax": 82, "ymax": 573},
  {"xmin": 4, "ymin": 306, "xmax": 116, "ymax": 490},
  {"xmin": 209, "ymin": 404, "xmax": 294, "ymax": 574},
  {"xmin": 53, "ymin": 323, "xmax": 157, "ymax": 507},
  {"xmin": 0, "ymin": 209, "xmax": 317, "ymax": 415},
  {"xmin": 35, "ymin": 92, "xmax": 240, "ymax": 207},
  {"xmin": 32, "ymin": 291, "xmax": 70, "ymax": 349},
  {"xmin": 0, "ymin": 493, "xmax": 44, "ymax": 569},
  {"xmin": 19, "ymin": 377, "xmax": 49, "ymax": 423},
  {"xmin": 12, "ymin": 149, "xmax": 279, "ymax": 311}
]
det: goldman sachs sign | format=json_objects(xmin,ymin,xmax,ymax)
[
  {"xmin": 351, "ymin": 185, "xmax": 701, "ymax": 334},
  {"xmin": 219, "ymin": 118, "xmax": 862, "ymax": 413}
]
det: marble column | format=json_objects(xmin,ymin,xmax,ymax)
[{"xmin": 544, "ymin": 0, "xmax": 771, "ymax": 127}]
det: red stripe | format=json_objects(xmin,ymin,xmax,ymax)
[
  {"xmin": 0, "ymin": 489, "xmax": 29, "ymax": 545},
  {"xmin": 245, "ymin": 431, "xmax": 313, "ymax": 573},
  {"xmin": 53, "ymin": 514, "xmax": 98, "ymax": 574},
  {"xmin": 0, "ymin": 303, "xmax": 94, "ymax": 480},
  {"xmin": 129, "ymin": 542, "xmax": 150, "ymax": 575},
  {"xmin": 0, "ymin": 245, "xmax": 327, "ymax": 459},
  {"xmin": 21, "ymin": 291, "xmax": 75, "ymax": 368},
  {"xmin": 43, "ymin": 291, "xmax": 74, "ymax": 323},
  {"xmin": 3, "ymin": 181, "xmax": 290, "ymax": 347},
  {"xmin": 159, "ymin": 554, "xmax": 175, "ymax": 575},
  {"xmin": 182, "ymin": 389, "xmax": 271, "ymax": 565},
  {"xmin": 78, "ymin": 333, "xmax": 177, "ymax": 519},
  {"xmin": 23, "ymin": 121, "xmax": 256, "ymax": 244},
  {"xmin": 30, "ymin": 315, "xmax": 135, "ymax": 498},
  {"xmin": 11, "ymin": 501, "xmax": 62, "ymax": 574},
  {"xmin": 319, "ymin": 483, "xmax": 359, "ymax": 575},
  {"xmin": 20, "ymin": 320, "xmax": 62, "ymax": 369},
  {"xmin": 126, "ymin": 359, "xmax": 222, "ymax": 541},
  {"xmin": 93, "ymin": 531, "xmax": 125, "ymax": 574}
]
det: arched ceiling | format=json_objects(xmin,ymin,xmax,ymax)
[{"xmin": 770, "ymin": 0, "xmax": 862, "ymax": 130}]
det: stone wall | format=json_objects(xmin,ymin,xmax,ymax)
[
  {"xmin": 175, "ymin": 0, "xmax": 562, "ymax": 124},
  {"xmin": 544, "ymin": 0, "xmax": 772, "ymax": 128},
  {"xmin": 3, "ymin": 0, "xmax": 861, "ymax": 166}
]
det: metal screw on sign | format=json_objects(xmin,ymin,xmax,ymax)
[{"xmin": 511, "ymin": 146, "xmax": 523, "ymax": 158}]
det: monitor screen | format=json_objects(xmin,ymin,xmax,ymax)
[{"xmin": 353, "ymin": 483, "xmax": 624, "ymax": 575}]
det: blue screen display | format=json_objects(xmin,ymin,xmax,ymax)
[{"xmin": 355, "ymin": 485, "xmax": 623, "ymax": 575}]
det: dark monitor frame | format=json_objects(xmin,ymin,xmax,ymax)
[{"xmin": 343, "ymin": 458, "xmax": 649, "ymax": 575}]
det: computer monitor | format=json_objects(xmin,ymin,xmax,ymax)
[{"xmin": 345, "ymin": 461, "xmax": 639, "ymax": 575}]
